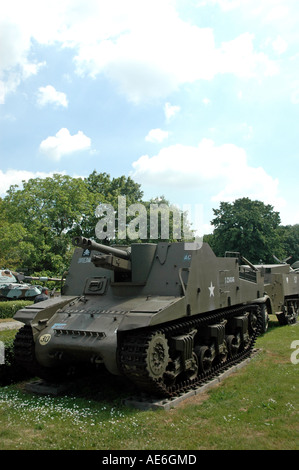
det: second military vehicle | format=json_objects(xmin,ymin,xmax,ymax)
[
  {"xmin": 0, "ymin": 269, "xmax": 43, "ymax": 301},
  {"xmin": 0, "ymin": 269, "xmax": 62, "ymax": 301}
]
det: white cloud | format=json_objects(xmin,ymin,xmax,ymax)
[
  {"xmin": 37, "ymin": 85, "xmax": 68, "ymax": 108},
  {"xmin": 132, "ymin": 138, "xmax": 284, "ymax": 207},
  {"xmin": 164, "ymin": 102, "xmax": 181, "ymax": 121},
  {"xmin": 39, "ymin": 128, "xmax": 91, "ymax": 161},
  {"xmin": 206, "ymin": 0, "xmax": 246, "ymax": 11},
  {"xmin": 265, "ymin": 4, "xmax": 290, "ymax": 23},
  {"xmin": 72, "ymin": 14, "xmax": 277, "ymax": 102},
  {"xmin": 145, "ymin": 129, "xmax": 169, "ymax": 143},
  {"xmin": 0, "ymin": 4, "xmax": 49, "ymax": 102},
  {"xmin": 0, "ymin": 169, "xmax": 62, "ymax": 197},
  {"xmin": 208, "ymin": 0, "xmax": 293, "ymax": 18},
  {"xmin": 217, "ymin": 33, "xmax": 278, "ymax": 78},
  {"xmin": 272, "ymin": 36, "xmax": 288, "ymax": 55},
  {"xmin": 0, "ymin": 0, "xmax": 279, "ymax": 104}
]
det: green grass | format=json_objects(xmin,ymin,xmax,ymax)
[
  {"xmin": 0, "ymin": 329, "xmax": 17, "ymax": 342},
  {"xmin": 0, "ymin": 318, "xmax": 298, "ymax": 450}
]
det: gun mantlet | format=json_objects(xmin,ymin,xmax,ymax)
[{"xmin": 72, "ymin": 236, "xmax": 132, "ymax": 273}]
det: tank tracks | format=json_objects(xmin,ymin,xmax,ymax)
[
  {"xmin": 13, "ymin": 325, "xmax": 64, "ymax": 382},
  {"xmin": 14, "ymin": 325, "xmax": 37, "ymax": 375},
  {"xmin": 13, "ymin": 324, "xmax": 53, "ymax": 381},
  {"xmin": 14, "ymin": 304, "xmax": 262, "ymax": 398},
  {"xmin": 119, "ymin": 304, "xmax": 262, "ymax": 398}
]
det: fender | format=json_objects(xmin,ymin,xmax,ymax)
[{"xmin": 248, "ymin": 295, "xmax": 273, "ymax": 314}]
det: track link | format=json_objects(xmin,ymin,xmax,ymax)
[
  {"xmin": 13, "ymin": 325, "xmax": 37, "ymax": 375},
  {"xmin": 13, "ymin": 325, "xmax": 64, "ymax": 381}
]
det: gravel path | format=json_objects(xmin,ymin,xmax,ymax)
[{"xmin": 0, "ymin": 321, "xmax": 24, "ymax": 331}]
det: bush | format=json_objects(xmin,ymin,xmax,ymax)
[{"xmin": 0, "ymin": 300, "xmax": 33, "ymax": 319}]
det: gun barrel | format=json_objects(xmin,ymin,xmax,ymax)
[
  {"xmin": 73, "ymin": 236, "xmax": 130, "ymax": 260},
  {"xmin": 24, "ymin": 276, "xmax": 62, "ymax": 282},
  {"xmin": 241, "ymin": 255, "xmax": 258, "ymax": 272}
]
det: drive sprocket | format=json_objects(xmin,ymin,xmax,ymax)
[{"xmin": 145, "ymin": 332, "xmax": 169, "ymax": 379}]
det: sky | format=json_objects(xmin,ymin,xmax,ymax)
[{"xmin": 1, "ymin": 0, "xmax": 299, "ymax": 236}]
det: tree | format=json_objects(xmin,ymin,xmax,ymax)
[
  {"xmin": 210, "ymin": 198, "xmax": 283, "ymax": 263},
  {"xmin": 0, "ymin": 221, "xmax": 34, "ymax": 270},
  {"xmin": 2, "ymin": 174, "xmax": 93, "ymax": 272},
  {"xmin": 82, "ymin": 171, "xmax": 144, "ymax": 240},
  {"xmin": 0, "ymin": 170, "xmax": 204, "ymax": 274},
  {"xmin": 1, "ymin": 172, "xmax": 145, "ymax": 272},
  {"xmin": 278, "ymin": 224, "xmax": 299, "ymax": 264}
]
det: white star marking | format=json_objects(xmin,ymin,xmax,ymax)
[{"xmin": 208, "ymin": 281, "xmax": 215, "ymax": 297}]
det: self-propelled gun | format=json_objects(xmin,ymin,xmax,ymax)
[{"xmin": 13, "ymin": 237, "xmax": 298, "ymax": 397}]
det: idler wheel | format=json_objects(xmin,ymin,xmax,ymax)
[{"xmin": 145, "ymin": 332, "xmax": 170, "ymax": 380}]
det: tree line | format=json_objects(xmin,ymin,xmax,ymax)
[
  {"xmin": 205, "ymin": 198, "xmax": 299, "ymax": 265},
  {"xmin": 0, "ymin": 171, "xmax": 298, "ymax": 277}
]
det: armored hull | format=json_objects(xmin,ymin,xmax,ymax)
[
  {"xmin": 0, "ymin": 269, "xmax": 42, "ymax": 300},
  {"xmin": 14, "ymin": 238, "xmax": 298, "ymax": 397}
]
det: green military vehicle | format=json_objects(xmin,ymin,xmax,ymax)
[{"xmin": 13, "ymin": 237, "xmax": 298, "ymax": 397}]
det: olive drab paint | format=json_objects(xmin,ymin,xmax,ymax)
[{"xmin": 13, "ymin": 237, "xmax": 299, "ymax": 397}]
